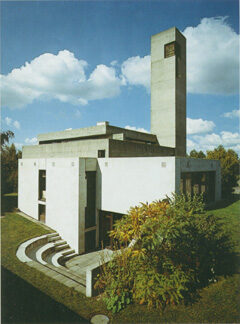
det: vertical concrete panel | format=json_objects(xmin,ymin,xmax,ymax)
[
  {"xmin": 18, "ymin": 159, "xmax": 40, "ymax": 219},
  {"xmin": 46, "ymin": 158, "xmax": 80, "ymax": 253},
  {"xmin": 175, "ymin": 158, "xmax": 181, "ymax": 194}
]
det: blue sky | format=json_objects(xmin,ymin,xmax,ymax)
[{"xmin": 1, "ymin": 0, "xmax": 239, "ymax": 153}]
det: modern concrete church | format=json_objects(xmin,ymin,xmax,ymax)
[{"xmin": 18, "ymin": 27, "xmax": 221, "ymax": 254}]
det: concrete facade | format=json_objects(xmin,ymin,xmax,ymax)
[
  {"xmin": 18, "ymin": 156, "xmax": 221, "ymax": 254},
  {"xmin": 18, "ymin": 157, "xmax": 98, "ymax": 253},
  {"xmin": 22, "ymin": 122, "xmax": 175, "ymax": 159},
  {"xmin": 18, "ymin": 27, "xmax": 221, "ymax": 255}
]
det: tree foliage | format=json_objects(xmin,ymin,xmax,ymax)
[
  {"xmin": 1, "ymin": 131, "xmax": 22, "ymax": 194},
  {"xmin": 206, "ymin": 145, "xmax": 239, "ymax": 196},
  {"xmin": 1, "ymin": 130, "xmax": 14, "ymax": 147},
  {"xmin": 96, "ymin": 195, "xmax": 234, "ymax": 312},
  {"xmin": 189, "ymin": 149, "xmax": 206, "ymax": 159}
]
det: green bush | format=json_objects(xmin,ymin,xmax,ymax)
[{"xmin": 96, "ymin": 194, "xmax": 233, "ymax": 312}]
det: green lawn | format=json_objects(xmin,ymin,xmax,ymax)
[
  {"xmin": 1, "ymin": 198, "xmax": 240, "ymax": 323},
  {"xmin": 1, "ymin": 213, "xmax": 109, "ymax": 322},
  {"xmin": 1, "ymin": 193, "xmax": 18, "ymax": 214}
]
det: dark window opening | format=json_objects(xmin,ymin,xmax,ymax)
[
  {"xmin": 39, "ymin": 204, "xmax": 46, "ymax": 223},
  {"xmin": 85, "ymin": 171, "xmax": 96, "ymax": 229},
  {"xmin": 164, "ymin": 41, "xmax": 181, "ymax": 59},
  {"xmin": 180, "ymin": 171, "xmax": 215, "ymax": 203},
  {"xmin": 98, "ymin": 150, "xmax": 105, "ymax": 158},
  {"xmin": 39, "ymin": 170, "xmax": 46, "ymax": 201}
]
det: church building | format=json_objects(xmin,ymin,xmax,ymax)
[{"xmin": 18, "ymin": 27, "xmax": 221, "ymax": 254}]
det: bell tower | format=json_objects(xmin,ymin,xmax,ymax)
[{"xmin": 151, "ymin": 27, "xmax": 186, "ymax": 156}]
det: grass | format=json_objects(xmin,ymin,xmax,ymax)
[
  {"xmin": 1, "ymin": 193, "xmax": 18, "ymax": 214},
  {"xmin": 207, "ymin": 198, "xmax": 240, "ymax": 254},
  {"xmin": 1, "ymin": 196, "xmax": 240, "ymax": 323},
  {"xmin": 1, "ymin": 212, "xmax": 109, "ymax": 322}
]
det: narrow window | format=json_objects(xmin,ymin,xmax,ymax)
[{"xmin": 39, "ymin": 170, "xmax": 46, "ymax": 201}]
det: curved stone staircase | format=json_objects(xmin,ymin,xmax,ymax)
[{"xmin": 16, "ymin": 232, "xmax": 86, "ymax": 295}]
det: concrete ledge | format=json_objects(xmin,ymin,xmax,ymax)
[{"xmin": 36, "ymin": 243, "xmax": 55, "ymax": 265}]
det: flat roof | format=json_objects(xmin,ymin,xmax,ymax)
[{"xmin": 37, "ymin": 122, "xmax": 158, "ymax": 144}]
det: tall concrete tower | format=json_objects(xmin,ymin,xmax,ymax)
[{"xmin": 151, "ymin": 27, "xmax": 186, "ymax": 156}]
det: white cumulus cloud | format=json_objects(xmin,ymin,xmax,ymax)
[
  {"xmin": 1, "ymin": 50, "xmax": 122, "ymax": 109},
  {"xmin": 187, "ymin": 117, "xmax": 215, "ymax": 135},
  {"xmin": 1, "ymin": 17, "xmax": 238, "ymax": 110},
  {"xmin": 223, "ymin": 109, "xmax": 240, "ymax": 118},
  {"xmin": 121, "ymin": 55, "xmax": 150, "ymax": 90},
  {"xmin": 125, "ymin": 125, "xmax": 149, "ymax": 133},
  {"xmin": 4, "ymin": 117, "xmax": 21, "ymax": 129},
  {"xmin": 188, "ymin": 131, "xmax": 240, "ymax": 153},
  {"xmin": 183, "ymin": 17, "xmax": 239, "ymax": 94}
]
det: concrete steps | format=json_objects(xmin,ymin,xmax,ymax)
[
  {"xmin": 48, "ymin": 235, "xmax": 61, "ymax": 242},
  {"xmin": 16, "ymin": 232, "xmax": 87, "ymax": 295},
  {"xmin": 55, "ymin": 243, "xmax": 70, "ymax": 252},
  {"xmin": 54, "ymin": 240, "xmax": 67, "ymax": 247}
]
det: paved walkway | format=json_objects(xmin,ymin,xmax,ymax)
[{"xmin": 66, "ymin": 249, "xmax": 113, "ymax": 277}]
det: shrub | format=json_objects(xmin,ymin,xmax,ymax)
[{"xmin": 95, "ymin": 194, "xmax": 233, "ymax": 312}]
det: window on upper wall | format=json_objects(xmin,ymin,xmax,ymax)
[{"xmin": 98, "ymin": 150, "xmax": 105, "ymax": 158}]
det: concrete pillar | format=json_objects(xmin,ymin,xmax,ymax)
[{"xmin": 151, "ymin": 27, "xmax": 186, "ymax": 156}]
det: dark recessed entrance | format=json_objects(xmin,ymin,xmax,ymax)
[
  {"xmin": 180, "ymin": 171, "xmax": 215, "ymax": 203},
  {"xmin": 99, "ymin": 211, "xmax": 123, "ymax": 248}
]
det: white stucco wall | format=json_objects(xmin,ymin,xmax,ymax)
[
  {"xmin": 18, "ymin": 159, "xmax": 45, "ymax": 219},
  {"xmin": 97, "ymin": 157, "xmax": 176, "ymax": 214},
  {"xmin": 46, "ymin": 158, "xmax": 80, "ymax": 253}
]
